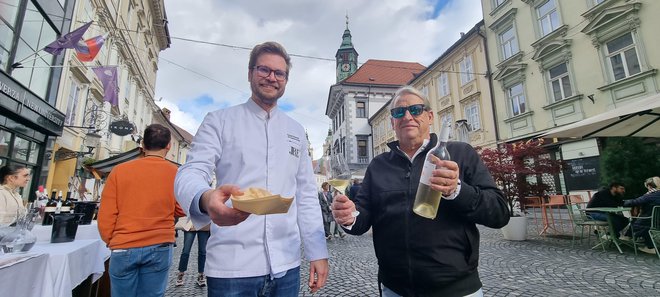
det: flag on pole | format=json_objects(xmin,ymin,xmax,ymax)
[
  {"xmin": 76, "ymin": 34, "xmax": 107, "ymax": 62},
  {"xmin": 44, "ymin": 21, "xmax": 93, "ymax": 55},
  {"xmin": 92, "ymin": 66, "xmax": 119, "ymax": 107}
]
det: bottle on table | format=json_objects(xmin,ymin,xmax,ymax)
[
  {"xmin": 42, "ymin": 191, "xmax": 58, "ymax": 225},
  {"xmin": 55, "ymin": 191, "xmax": 63, "ymax": 214},
  {"xmin": 413, "ymin": 120, "xmax": 451, "ymax": 220},
  {"xmin": 61, "ymin": 191, "xmax": 73, "ymax": 213}
]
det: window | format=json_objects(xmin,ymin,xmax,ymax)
[
  {"xmin": 494, "ymin": 0, "xmax": 506, "ymax": 8},
  {"xmin": 593, "ymin": 0, "xmax": 605, "ymax": 5},
  {"xmin": 421, "ymin": 85, "xmax": 429, "ymax": 96},
  {"xmin": 356, "ymin": 101, "xmax": 366, "ymax": 118},
  {"xmin": 0, "ymin": 0, "xmax": 19, "ymax": 71},
  {"xmin": 548, "ymin": 63, "xmax": 572, "ymax": 102},
  {"xmin": 500, "ymin": 26, "xmax": 519, "ymax": 60},
  {"xmin": 357, "ymin": 139, "xmax": 367, "ymax": 157},
  {"xmin": 10, "ymin": 1, "xmax": 57, "ymax": 97},
  {"xmin": 508, "ymin": 83, "xmax": 526, "ymax": 116},
  {"xmin": 464, "ymin": 103, "xmax": 481, "ymax": 131},
  {"xmin": 537, "ymin": 1, "xmax": 559, "ymax": 36},
  {"xmin": 606, "ymin": 33, "xmax": 641, "ymax": 81},
  {"xmin": 460, "ymin": 56, "xmax": 473, "ymax": 85},
  {"xmin": 64, "ymin": 81, "xmax": 80, "ymax": 126},
  {"xmin": 437, "ymin": 73, "xmax": 449, "ymax": 97}
]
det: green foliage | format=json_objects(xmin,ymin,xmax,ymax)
[
  {"xmin": 82, "ymin": 157, "xmax": 96, "ymax": 166},
  {"xmin": 600, "ymin": 138, "xmax": 660, "ymax": 198}
]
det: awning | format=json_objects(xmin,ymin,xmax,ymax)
[
  {"xmin": 542, "ymin": 93, "xmax": 660, "ymax": 138},
  {"xmin": 87, "ymin": 147, "xmax": 142, "ymax": 176}
]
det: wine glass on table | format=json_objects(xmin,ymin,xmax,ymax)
[{"xmin": 325, "ymin": 154, "xmax": 359, "ymax": 218}]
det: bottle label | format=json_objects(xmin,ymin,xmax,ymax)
[
  {"xmin": 60, "ymin": 206, "xmax": 71, "ymax": 212},
  {"xmin": 419, "ymin": 161, "xmax": 435, "ymax": 186},
  {"xmin": 44, "ymin": 207, "xmax": 56, "ymax": 212}
]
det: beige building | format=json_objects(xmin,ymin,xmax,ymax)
[
  {"xmin": 410, "ymin": 20, "xmax": 498, "ymax": 148},
  {"xmin": 153, "ymin": 108, "xmax": 191, "ymax": 164},
  {"xmin": 482, "ymin": 0, "xmax": 660, "ymax": 191},
  {"xmin": 47, "ymin": 0, "xmax": 170, "ymax": 197}
]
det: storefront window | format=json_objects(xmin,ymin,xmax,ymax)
[
  {"xmin": 11, "ymin": 1, "xmax": 57, "ymax": 97},
  {"xmin": 12, "ymin": 135, "xmax": 29, "ymax": 161},
  {"xmin": 0, "ymin": 129, "xmax": 10, "ymax": 157},
  {"xmin": 28, "ymin": 141, "xmax": 39, "ymax": 164},
  {"xmin": 0, "ymin": 0, "xmax": 19, "ymax": 71}
]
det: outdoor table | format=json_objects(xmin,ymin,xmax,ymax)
[
  {"xmin": 585, "ymin": 207, "xmax": 632, "ymax": 253},
  {"xmin": 0, "ymin": 253, "xmax": 52, "ymax": 296},
  {"xmin": 32, "ymin": 220, "xmax": 102, "ymax": 242}
]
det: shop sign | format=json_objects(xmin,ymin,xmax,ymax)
[{"xmin": 109, "ymin": 120, "xmax": 134, "ymax": 136}]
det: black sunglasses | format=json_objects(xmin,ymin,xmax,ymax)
[{"xmin": 390, "ymin": 104, "xmax": 427, "ymax": 119}]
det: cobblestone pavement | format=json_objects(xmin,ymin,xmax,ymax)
[{"xmin": 165, "ymin": 218, "xmax": 659, "ymax": 297}]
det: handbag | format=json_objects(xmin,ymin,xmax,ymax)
[{"xmin": 175, "ymin": 217, "xmax": 193, "ymax": 231}]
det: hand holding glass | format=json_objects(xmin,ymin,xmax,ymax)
[{"xmin": 325, "ymin": 155, "xmax": 359, "ymax": 217}]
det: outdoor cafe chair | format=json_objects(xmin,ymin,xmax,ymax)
[
  {"xmin": 566, "ymin": 196, "xmax": 609, "ymax": 249},
  {"xmin": 524, "ymin": 196, "xmax": 544, "ymax": 235},
  {"xmin": 544, "ymin": 194, "xmax": 567, "ymax": 235},
  {"xmin": 621, "ymin": 209, "xmax": 651, "ymax": 256},
  {"xmin": 650, "ymin": 206, "xmax": 660, "ymax": 259}
]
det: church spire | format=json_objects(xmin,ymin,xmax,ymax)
[
  {"xmin": 340, "ymin": 13, "xmax": 353, "ymax": 50},
  {"xmin": 336, "ymin": 13, "xmax": 358, "ymax": 82}
]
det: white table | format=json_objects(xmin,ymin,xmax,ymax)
[
  {"xmin": 0, "ymin": 253, "xmax": 52, "ymax": 296},
  {"xmin": 32, "ymin": 221, "xmax": 102, "ymax": 243}
]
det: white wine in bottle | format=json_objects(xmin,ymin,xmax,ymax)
[{"xmin": 413, "ymin": 120, "xmax": 451, "ymax": 219}]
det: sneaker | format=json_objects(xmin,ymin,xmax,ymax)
[
  {"xmin": 325, "ymin": 235, "xmax": 332, "ymax": 240},
  {"xmin": 339, "ymin": 233, "xmax": 346, "ymax": 239},
  {"xmin": 175, "ymin": 272, "xmax": 184, "ymax": 287},
  {"xmin": 638, "ymin": 247, "xmax": 657, "ymax": 255},
  {"xmin": 196, "ymin": 273, "xmax": 206, "ymax": 287}
]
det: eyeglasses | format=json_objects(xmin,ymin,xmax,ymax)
[
  {"xmin": 390, "ymin": 104, "xmax": 427, "ymax": 119},
  {"xmin": 252, "ymin": 65, "xmax": 288, "ymax": 81}
]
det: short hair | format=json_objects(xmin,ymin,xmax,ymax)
[
  {"xmin": 608, "ymin": 182, "xmax": 625, "ymax": 189},
  {"xmin": 389, "ymin": 85, "xmax": 432, "ymax": 113},
  {"xmin": 645, "ymin": 177, "xmax": 660, "ymax": 190},
  {"xmin": 321, "ymin": 182, "xmax": 329, "ymax": 189},
  {"xmin": 143, "ymin": 124, "xmax": 171, "ymax": 150},
  {"xmin": 0, "ymin": 164, "xmax": 27, "ymax": 184},
  {"xmin": 248, "ymin": 41, "xmax": 292, "ymax": 75}
]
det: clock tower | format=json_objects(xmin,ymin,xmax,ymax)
[{"xmin": 336, "ymin": 14, "xmax": 358, "ymax": 83}]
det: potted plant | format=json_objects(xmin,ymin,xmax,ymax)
[{"xmin": 478, "ymin": 139, "xmax": 564, "ymax": 241}]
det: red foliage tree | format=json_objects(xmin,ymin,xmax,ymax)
[{"xmin": 477, "ymin": 139, "xmax": 564, "ymax": 216}]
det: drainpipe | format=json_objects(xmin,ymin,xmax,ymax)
[{"xmin": 477, "ymin": 28, "xmax": 500, "ymax": 142}]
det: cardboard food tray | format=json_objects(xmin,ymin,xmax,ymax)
[{"xmin": 231, "ymin": 194, "xmax": 293, "ymax": 215}]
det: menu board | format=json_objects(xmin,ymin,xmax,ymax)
[{"xmin": 564, "ymin": 156, "xmax": 600, "ymax": 191}]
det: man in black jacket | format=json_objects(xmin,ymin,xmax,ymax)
[
  {"xmin": 586, "ymin": 182, "xmax": 627, "ymax": 237},
  {"xmin": 332, "ymin": 86, "xmax": 509, "ymax": 297}
]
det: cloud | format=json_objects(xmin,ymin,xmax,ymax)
[{"xmin": 155, "ymin": 0, "xmax": 483, "ymax": 159}]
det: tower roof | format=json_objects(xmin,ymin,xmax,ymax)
[{"xmin": 339, "ymin": 13, "xmax": 354, "ymax": 50}]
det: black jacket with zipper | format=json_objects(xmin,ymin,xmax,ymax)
[{"xmin": 346, "ymin": 134, "xmax": 510, "ymax": 297}]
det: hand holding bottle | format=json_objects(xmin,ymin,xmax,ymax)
[{"xmin": 427, "ymin": 156, "xmax": 460, "ymax": 197}]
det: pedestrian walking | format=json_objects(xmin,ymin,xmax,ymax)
[
  {"xmin": 175, "ymin": 217, "xmax": 211, "ymax": 287},
  {"xmin": 98, "ymin": 124, "xmax": 186, "ymax": 297},
  {"xmin": 318, "ymin": 182, "xmax": 333, "ymax": 240},
  {"xmin": 174, "ymin": 41, "xmax": 329, "ymax": 296}
]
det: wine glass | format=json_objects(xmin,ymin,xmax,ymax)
[{"xmin": 325, "ymin": 154, "xmax": 359, "ymax": 217}]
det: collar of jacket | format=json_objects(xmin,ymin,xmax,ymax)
[{"xmin": 386, "ymin": 133, "xmax": 438, "ymax": 162}]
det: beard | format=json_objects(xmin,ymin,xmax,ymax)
[{"xmin": 250, "ymin": 80, "xmax": 284, "ymax": 107}]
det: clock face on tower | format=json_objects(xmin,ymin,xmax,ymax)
[{"xmin": 342, "ymin": 63, "xmax": 350, "ymax": 71}]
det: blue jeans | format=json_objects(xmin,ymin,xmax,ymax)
[
  {"xmin": 587, "ymin": 212, "xmax": 628, "ymax": 236},
  {"xmin": 109, "ymin": 243, "xmax": 173, "ymax": 297},
  {"xmin": 178, "ymin": 230, "xmax": 210, "ymax": 273},
  {"xmin": 207, "ymin": 266, "xmax": 300, "ymax": 297}
]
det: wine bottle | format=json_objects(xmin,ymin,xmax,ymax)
[
  {"xmin": 61, "ymin": 191, "xmax": 72, "ymax": 213},
  {"xmin": 42, "ymin": 191, "xmax": 57, "ymax": 225},
  {"xmin": 413, "ymin": 120, "xmax": 451, "ymax": 219},
  {"xmin": 55, "ymin": 190, "xmax": 63, "ymax": 214}
]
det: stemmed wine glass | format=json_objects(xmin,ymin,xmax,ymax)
[{"xmin": 325, "ymin": 154, "xmax": 359, "ymax": 217}]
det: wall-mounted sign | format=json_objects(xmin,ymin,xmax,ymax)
[{"xmin": 109, "ymin": 120, "xmax": 134, "ymax": 136}]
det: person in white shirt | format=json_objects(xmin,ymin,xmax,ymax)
[{"xmin": 174, "ymin": 41, "xmax": 329, "ymax": 296}]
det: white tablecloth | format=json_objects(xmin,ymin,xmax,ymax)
[
  {"xmin": 0, "ymin": 238, "xmax": 110, "ymax": 297},
  {"xmin": 0, "ymin": 253, "xmax": 52, "ymax": 296},
  {"xmin": 32, "ymin": 221, "xmax": 102, "ymax": 243}
]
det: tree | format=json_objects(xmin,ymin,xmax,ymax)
[
  {"xmin": 477, "ymin": 139, "xmax": 564, "ymax": 216},
  {"xmin": 600, "ymin": 137, "xmax": 660, "ymax": 198}
]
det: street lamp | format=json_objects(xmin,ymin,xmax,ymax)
[
  {"xmin": 82, "ymin": 132, "xmax": 102, "ymax": 155},
  {"xmin": 53, "ymin": 131, "xmax": 103, "ymax": 161}
]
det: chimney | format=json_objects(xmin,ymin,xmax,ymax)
[
  {"xmin": 162, "ymin": 108, "xmax": 171, "ymax": 120},
  {"xmin": 460, "ymin": 32, "xmax": 465, "ymax": 38}
]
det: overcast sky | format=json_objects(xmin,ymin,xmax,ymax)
[{"xmin": 154, "ymin": 0, "xmax": 483, "ymax": 159}]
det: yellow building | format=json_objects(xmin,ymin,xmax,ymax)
[
  {"xmin": 410, "ymin": 20, "xmax": 498, "ymax": 148},
  {"xmin": 482, "ymin": 0, "xmax": 660, "ymax": 191}
]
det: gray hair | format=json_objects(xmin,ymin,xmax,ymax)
[
  {"xmin": 389, "ymin": 85, "xmax": 432, "ymax": 112},
  {"xmin": 645, "ymin": 176, "xmax": 660, "ymax": 190}
]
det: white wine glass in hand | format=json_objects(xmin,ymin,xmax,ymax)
[{"xmin": 325, "ymin": 154, "xmax": 359, "ymax": 217}]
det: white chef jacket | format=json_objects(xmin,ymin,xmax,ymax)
[{"xmin": 174, "ymin": 99, "xmax": 328, "ymax": 278}]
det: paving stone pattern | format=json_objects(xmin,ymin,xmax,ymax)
[{"xmin": 166, "ymin": 219, "xmax": 659, "ymax": 297}]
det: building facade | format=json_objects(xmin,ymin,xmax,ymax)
[
  {"xmin": 410, "ymin": 20, "xmax": 499, "ymax": 148},
  {"xmin": 0, "ymin": 0, "xmax": 73, "ymax": 202},
  {"xmin": 482, "ymin": 0, "xmax": 660, "ymax": 191},
  {"xmin": 47, "ymin": 0, "xmax": 170, "ymax": 196}
]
